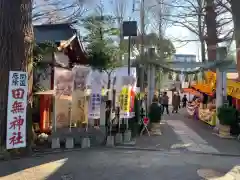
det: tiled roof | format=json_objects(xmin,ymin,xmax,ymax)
[{"xmin": 34, "ymin": 23, "xmax": 76, "ymax": 43}]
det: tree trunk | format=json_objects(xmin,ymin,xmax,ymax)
[
  {"xmin": 0, "ymin": 0, "xmax": 33, "ymax": 150},
  {"xmin": 205, "ymin": 0, "xmax": 217, "ymax": 61},
  {"xmin": 22, "ymin": 0, "xmax": 34, "ymax": 149},
  {"xmin": 231, "ymin": 0, "xmax": 240, "ymax": 80}
]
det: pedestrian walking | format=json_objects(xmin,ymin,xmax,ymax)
[
  {"xmin": 182, "ymin": 94, "xmax": 188, "ymax": 108},
  {"xmin": 158, "ymin": 92, "xmax": 163, "ymax": 114},
  {"xmin": 162, "ymin": 92, "xmax": 169, "ymax": 115},
  {"xmin": 172, "ymin": 92, "xmax": 180, "ymax": 113}
]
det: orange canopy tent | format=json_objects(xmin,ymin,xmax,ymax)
[
  {"xmin": 182, "ymin": 88, "xmax": 203, "ymax": 98},
  {"xmin": 190, "ymin": 83, "xmax": 215, "ymax": 96},
  {"xmin": 191, "ymin": 71, "xmax": 216, "ymax": 95}
]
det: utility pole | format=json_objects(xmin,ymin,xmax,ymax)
[
  {"xmin": 158, "ymin": 0, "xmax": 163, "ymax": 90},
  {"xmin": 139, "ymin": 0, "xmax": 145, "ymax": 92}
]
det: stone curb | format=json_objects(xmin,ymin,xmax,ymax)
[
  {"xmin": 1, "ymin": 146, "xmax": 240, "ymax": 162},
  {"xmin": 113, "ymin": 146, "xmax": 240, "ymax": 157}
]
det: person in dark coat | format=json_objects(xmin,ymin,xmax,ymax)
[
  {"xmin": 162, "ymin": 92, "xmax": 169, "ymax": 114},
  {"xmin": 148, "ymin": 95, "xmax": 162, "ymax": 135},
  {"xmin": 182, "ymin": 94, "xmax": 188, "ymax": 108},
  {"xmin": 172, "ymin": 92, "xmax": 180, "ymax": 113},
  {"xmin": 148, "ymin": 95, "xmax": 162, "ymax": 123}
]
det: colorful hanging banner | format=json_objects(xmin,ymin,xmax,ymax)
[
  {"xmin": 226, "ymin": 80, "xmax": 240, "ymax": 99},
  {"xmin": 120, "ymin": 86, "xmax": 131, "ymax": 118},
  {"xmin": 129, "ymin": 87, "xmax": 135, "ymax": 117}
]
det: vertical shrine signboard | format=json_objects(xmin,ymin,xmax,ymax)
[{"xmin": 6, "ymin": 71, "xmax": 28, "ymax": 149}]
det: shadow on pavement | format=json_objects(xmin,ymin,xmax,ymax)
[
  {"xmin": 0, "ymin": 149, "xmax": 239, "ymax": 180},
  {"xmin": 0, "ymin": 151, "xmax": 73, "ymax": 179},
  {"xmin": 180, "ymin": 110, "xmax": 240, "ymax": 155},
  {"xmin": 136, "ymin": 119, "xmax": 186, "ymax": 151},
  {"xmin": 0, "ymin": 150, "xmax": 207, "ymax": 180},
  {"xmin": 135, "ymin": 108, "xmax": 240, "ymax": 155}
]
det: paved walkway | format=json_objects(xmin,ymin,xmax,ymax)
[
  {"xmin": 0, "ymin": 149, "xmax": 239, "ymax": 180},
  {"xmin": 135, "ymin": 108, "xmax": 240, "ymax": 155}
]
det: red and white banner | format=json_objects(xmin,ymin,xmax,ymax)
[
  {"xmin": 129, "ymin": 86, "xmax": 135, "ymax": 117},
  {"xmin": 6, "ymin": 71, "xmax": 28, "ymax": 149}
]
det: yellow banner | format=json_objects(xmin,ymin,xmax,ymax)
[
  {"xmin": 120, "ymin": 86, "xmax": 131, "ymax": 112},
  {"xmin": 226, "ymin": 80, "xmax": 240, "ymax": 99},
  {"xmin": 204, "ymin": 71, "xmax": 240, "ymax": 99},
  {"xmin": 192, "ymin": 71, "xmax": 240, "ymax": 99},
  {"xmin": 204, "ymin": 71, "xmax": 216, "ymax": 89},
  {"xmin": 191, "ymin": 71, "xmax": 216, "ymax": 95}
]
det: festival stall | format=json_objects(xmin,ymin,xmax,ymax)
[
  {"xmin": 183, "ymin": 88, "xmax": 201, "ymax": 118},
  {"xmin": 186, "ymin": 99, "xmax": 200, "ymax": 119},
  {"xmin": 198, "ymin": 103, "xmax": 217, "ymax": 126},
  {"xmin": 185, "ymin": 71, "xmax": 217, "ymax": 125},
  {"xmin": 186, "ymin": 71, "xmax": 240, "ymax": 126}
]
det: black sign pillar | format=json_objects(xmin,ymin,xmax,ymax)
[
  {"xmin": 122, "ymin": 21, "xmax": 137, "ymax": 140},
  {"xmin": 122, "ymin": 21, "xmax": 137, "ymax": 76}
]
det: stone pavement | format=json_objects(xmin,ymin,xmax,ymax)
[
  {"xmin": 0, "ymin": 149, "xmax": 239, "ymax": 180},
  {"xmin": 135, "ymin": 108, "xmax": 240, "ymax": 155}
]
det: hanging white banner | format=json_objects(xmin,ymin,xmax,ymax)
[{"xmin": 88, "ymin": 92, "xmax": 101, "ymax": 119}]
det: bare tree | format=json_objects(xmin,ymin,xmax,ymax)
[
  {"xmin": 148, "ymin": 0, "xmax": 173, "ymax": 37},
  {"xmin": 159, "ymin": 0, "xmax": 206, "ymax": 61},
  {"xmin": 32, "ymin": 0, "xmax": 89, "ymax": 24},
  {"xmin": 0, "ymin": 0, "xmax": 34, "ymax": 149},
  {"xmin": 108, "ymin": 0, "xmax": 129, "ymax": 59},
  {"xmin": 160, "ymin": 0, "xmax": 233, "ymax": 62}
]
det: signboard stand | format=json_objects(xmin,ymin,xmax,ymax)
[
  {"xmin": 123, "ymin": 118, "xmax": 131, "ymax": 142},
  {"xmin": 81, "ymin": 95, "xmax": 90, "ymax": 148},
  {"xmin": 51, "ymin": 95, "xmax": 60, "ymax": 149},
  {"xmin": 115, "ymin": 107, "xmax": 123, "ymax": 144},
  {"xmin": 106, "ymin": 119, "xmax": 115, "ymax": 146},
  {"xmin": 140, "ymin": 117, "xmax": 150, "ymax": 136}
]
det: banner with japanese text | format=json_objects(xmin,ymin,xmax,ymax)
[
  {"xmin": 115, "ymin": 74, "xmax": 136, "ymax": 108},
  {"xmin": 71, "ymin": 66, "xmax": 90, "ymax": 125},
  {"xmin": 226, "ymin": 80, "xmax": 240, "ymax": 99},
  {"xmin": 88, "ymin": 70, "xmax": 102, "ymax": 119},
  {"xmin": 72, "ymin": 65, "xmax": 91, "ymax": 91},
  {"xmin": 88, "ymin": 92, "xmax": 101, "ymax": 119},
  {"xmin": 120, "ymin": 86, "xmax": 131, "ymax": 118},
  {"xmin": 129, "ymin": 87, "xmax": 135, "ymax": 117},
  {"xmin": 6, "ymin": 71, "xmax": 28, "ymax": 149},
  {"xmin": 54, "ymin": 67, "xmax": 74, "ymax": 129},
  {"xmin": 71, "ymin": 90, "xmax": 88, "ymax": 125}
]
